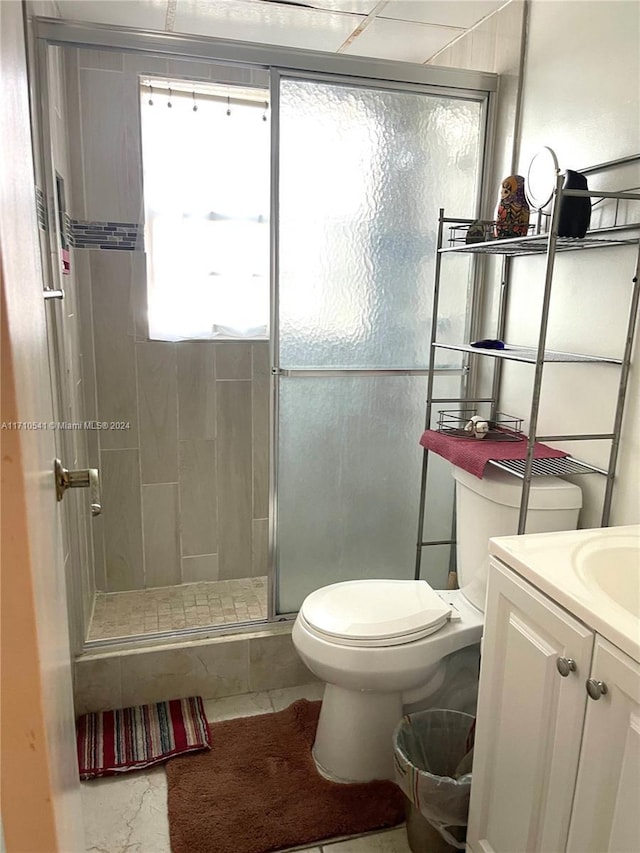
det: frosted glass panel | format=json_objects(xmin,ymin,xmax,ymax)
[
  {"xmin": 276, "ymin": 374, "xmax": 461, "ymax": 613},
  {"xmin": 278, "ymin": 78, "xmax": 483, "ymax": 369}
]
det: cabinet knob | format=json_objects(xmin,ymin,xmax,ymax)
[
  {"xmin": 586, "ymin": 679, "xmax": 608, "ymax": 700},
  {"xmin": 556, "ymin": 657, "xmax": 577, "ymax": 677}
]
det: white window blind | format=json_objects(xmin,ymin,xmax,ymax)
[{"xmin": 140, "ymin": 80, "xmax": 270, "ymax": 340}]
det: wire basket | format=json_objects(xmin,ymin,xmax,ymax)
[
  {"xmin": 447, "ymin": 222, "xmax": 537, "ymax": 247},
  {"xmin": 437, "ymin": 409, "xmax": 524, "ymax": 441}
]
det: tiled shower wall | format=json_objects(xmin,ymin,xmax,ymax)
[{"xmin": 63, "ymin": 47, "xmax": 271, "ymax": 592}]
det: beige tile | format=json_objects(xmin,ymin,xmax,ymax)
[
  {"xmin": 251, "ymin": 517, "xmax": 269, "ymax": 578},
  {"xmin": 182, "ymin": 554, "xmax": 219, "ymax": 583},
  {"xmin": 136, "ymin": 341, "xmax": 178, "ymax": 483},
  {"xmin": 268, "ymin": 682, "xmax": 325, "ymax": 712},
  {"xmin": 252, "ymin": 342, "xmax": 270, "ymax": 518},
  {"xmin": 215, "ymin": 342, "xmax": 251, "ymax": 380},
  {"xmin": 119, "ymin": 638, "xmax": 249, "ymax": 706},
  {"xmin": 177, "ymin": 342, "xmax": 216, "ymax": 439},
  {"xmin": 90, "ymin": 251, "xmax": 139, "ymax": 448},
  {"xmin": 81, "ymin": 766, "xmax": 169, "ymax": 853},
  {"xmin": 217, "ymin": 381, "xmax": 252, "ymax": 579},
  {"xmin": 179, "ymin": 439, "xmax": 217, "ymax": 557},
  {"xmin": 74, "ymin": 656, "xmax": 123, "ymax": 715},
  {"xmin": 249, "ymin": 632, "xmax": 317, "ymax": 692},
  {"xmin": 101, "ymin": 449, "xmax": 144, "ymax": 591},
  {"xmin": 203, "ymin": 691, "xmax": 272, "ymax": 723},
  {"xmin": 324, "ymin": 828, "xmax": 411, "ymax": 852},
  {"xmin": 79, "ymin": 68, "xmax": 142, "ymax": 222},
  {"xmin": 142, "ymin": 484, "xmax": 180, "ymax": 588}
]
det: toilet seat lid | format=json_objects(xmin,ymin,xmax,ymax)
[{"xmin": 300, "ymin": 580, "xmax": 451, "ymax": 646}]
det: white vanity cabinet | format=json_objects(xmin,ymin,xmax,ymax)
[{"xmin": 467, "ymin": 556, "xmax": 640, "ymax": 853}]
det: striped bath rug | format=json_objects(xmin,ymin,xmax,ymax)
[{"xmin": 77, "ymin": 697, "xmax": 211, "ymax": 780}]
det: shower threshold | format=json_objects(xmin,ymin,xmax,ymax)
[{"xmin": 87, "ymin": 576, "xmax": 268, "ymax": 642}]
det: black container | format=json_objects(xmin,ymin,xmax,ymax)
[{"xmin": 557, "ymin": 170, "xmax": 591, "ymax": 238}]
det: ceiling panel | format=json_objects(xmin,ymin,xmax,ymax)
[
  {"xmin": 342, "ymin": 16, "xmax": 462, "ymax": 63},
  {"xmin": 380, "ymin": 0, "xmax": 504, "ymax": 28},
  {"xmin": 173, "ymin": 0, "xmax": 363, "ymax": 51},
  {"xmin": 56, "ymin": 0, "xmax": 170, "ymax": 31}
]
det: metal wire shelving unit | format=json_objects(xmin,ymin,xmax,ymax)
[{"xmin": 415, "ymin": 172, "xmax": 640, "ymax": 577}]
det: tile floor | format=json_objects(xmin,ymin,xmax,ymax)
[
  {"xmin": 82, "ymin": 683, "xmax": 412, "ymax": 853},
  {"xmin": 87, "ymin": 576, "xmax": 268, "ymax": 640}
]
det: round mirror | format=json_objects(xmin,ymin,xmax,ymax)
[{"xmin": 525, "ymin": 146, "xmax": 559, "ymax": 210}]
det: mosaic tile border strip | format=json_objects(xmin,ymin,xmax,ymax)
[{"xmin": 70, "ymin": 219, "xmax": 142, "ymax": 250}]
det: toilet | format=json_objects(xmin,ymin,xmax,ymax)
[{"xmin": 292, "ymin": 465, "xmax": 582, "ymax": 783}]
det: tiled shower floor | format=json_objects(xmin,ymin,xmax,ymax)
[{"xmin": 87, "ymin": 576, "xmax": 268, "ymax": 641}]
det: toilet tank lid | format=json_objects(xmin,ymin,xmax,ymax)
[
  {"xmin": 300, "ymin": 579, "xmax": 451, "ymax": 641},
  {"xmin": 452, "ymin": 466, "xmax": 583, "ymax": 510}
]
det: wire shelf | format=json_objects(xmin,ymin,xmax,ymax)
[
  {"xmin": 432, "ymin": 342, "xmax": 622, "ymax": 365},
  {"xmin": 440, "ymin": 232, "xmax": 639, "ymax": 257},
  {"xmin": 489, "ymin": 457, "xmax": 607, "ymax": 478}
]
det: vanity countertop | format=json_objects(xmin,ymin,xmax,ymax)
[{"xmin": 489, "ymin": 524, "xmax": 640, "ymax": 663}]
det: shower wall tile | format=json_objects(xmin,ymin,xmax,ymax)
[
  {"xmin": 78, "ymin": 49, "xmax": 125, "ymax": 72},
  {"xmin": 179, "ymin": 440, "xmax": 217, "ymax": 557},
  {"xmin": 119, "ymin": 638, "xmax": 250, "ymax": 706},
  {"xmin": 74, "ymin": 655, "xmax": 123, "ymax": 715},
  {"xmin": 252, "ymin": 342, "xmax": 270, "ymax": 519},
  {"xmin": 136, "ymin": 342, "xmax": 179, "ymax": 483},
  {"xmin": 123, "ymin": 53, "xmax": 169, "ymax": 75},
  {"xmin": 249, "ymin": 632, "xmax": 317, "ymax": 692},
  {"xmin": 252, "ymin": 518, "xmax": 268, "ymax": 578},
  {"xmin": 182, "ymin": 554, "xmax": 219, "ymax": 583},
  {"xmin": 177, "ymin": 343, "xmax": 216, "ymax": 440},
  {"xmin": 131, "ymin": 251, "xmax": 148, "ymax": 341},
  {"xmin": 217, "ymin": 381, "xmax": 252, "ymax": 579},
  {"xmin": 101, "ymin": 449, "xmax": 144, "ymax": 591},
  {"xmin": 79, "ymin": 68, "xmax": 142, "ymax": 223},
  {"xmin": 90, "ymin": 251, "xmax": 139, "ymax": 449},
  {"xmin": 215, "ymin": 342, "xmax": 252, "ymax": 380},
  {"xmin": 142, "ymin": 484, "xmax": 180, "ymax": 588}
]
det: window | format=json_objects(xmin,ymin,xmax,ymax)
[{"xmin": 140, "ymin": 79, "xmax": 270, "ymax": 340}]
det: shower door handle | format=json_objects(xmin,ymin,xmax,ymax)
[{"xmin": 54, "ymin": 459, "xmax": 102, "ymax": 516}]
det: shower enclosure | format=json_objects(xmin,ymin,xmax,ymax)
[{"xmin": 32, "ymin": 18, "xmax": 494, "ymax": 651}]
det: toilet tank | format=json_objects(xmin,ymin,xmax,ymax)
[{"xmin": 453, "ymin": 466, "xmax": 582, "ymax": 612}]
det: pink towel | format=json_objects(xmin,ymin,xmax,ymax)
[{"xmin": 419, "ymin": 429, "xmax": 568, "ymax": 479}]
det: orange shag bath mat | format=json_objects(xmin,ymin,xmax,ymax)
[{"xmin": 166, "ymin": 698, "xmax": 404, "ymax": 853}]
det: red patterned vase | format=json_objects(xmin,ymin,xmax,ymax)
[{"xmin": 495, "ymin": 174, "xmax": 530, "ymax": 238}]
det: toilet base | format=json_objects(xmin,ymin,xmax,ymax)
[{"xmin": 312, "ymin": 683, "xmax": 403, "ymax": 782}]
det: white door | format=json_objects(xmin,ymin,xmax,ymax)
[
  {"xmin": 467, "ymin": 559, "xmax": 594, "ymax": 853},
  {"xmin": 567, "ymin": 636, "xmax": 640, "ymax": 853},
  {"xmin": 0, "ymin": 2, "xmax": 84, "ymax": 850}
]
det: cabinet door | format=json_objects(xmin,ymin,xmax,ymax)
[
  {"xmin": 467, "ymin": 559, "xmax": 594, "ymax": 853},
  {"xmin": 567, "ymin": 636, "xmax": 640, "ymax": 853}
]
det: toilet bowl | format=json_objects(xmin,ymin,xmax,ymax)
[
  {"xmin": 292, "ymin": 467, "xmax": 583, "ymax": 783},
  {"xmin": 292, "ymin": 583, "xmax": 483, "ymax": 782}
]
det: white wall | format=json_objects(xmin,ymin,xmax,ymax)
[{"xmin": 501, "ymin": 0, "xmax": 640, "ymax": 526}]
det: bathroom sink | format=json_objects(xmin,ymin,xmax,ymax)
[
  {"xmin": 488, "ymin": 524, "xmax": 640, "ymax": 663},
  {"xmin": 574, "ymin": 534, "xmax": 640, "ymax": 617}
]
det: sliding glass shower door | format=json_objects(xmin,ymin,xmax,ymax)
[{"xmin": 274, "ymin": 73, "xmax": 486, "ymax": 614}]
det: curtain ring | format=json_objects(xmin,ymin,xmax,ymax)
[
  {"xmin": 226, "ymin": 95, "xmax": 231, "ymax": 117},
  {"xmin": 148, "ymin": 83, "xmax": 153, "ymax": 106},
  {"xmin": 167, "ymin": 86, "xmax": 173, "ymax": 108},
  {"xmin": 192, "ymin": 90, "xmax": 198, "ymax": 112},
  {"xmin": 262, "ymin": 101, "xmax": 268, "ymax": 122}
]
